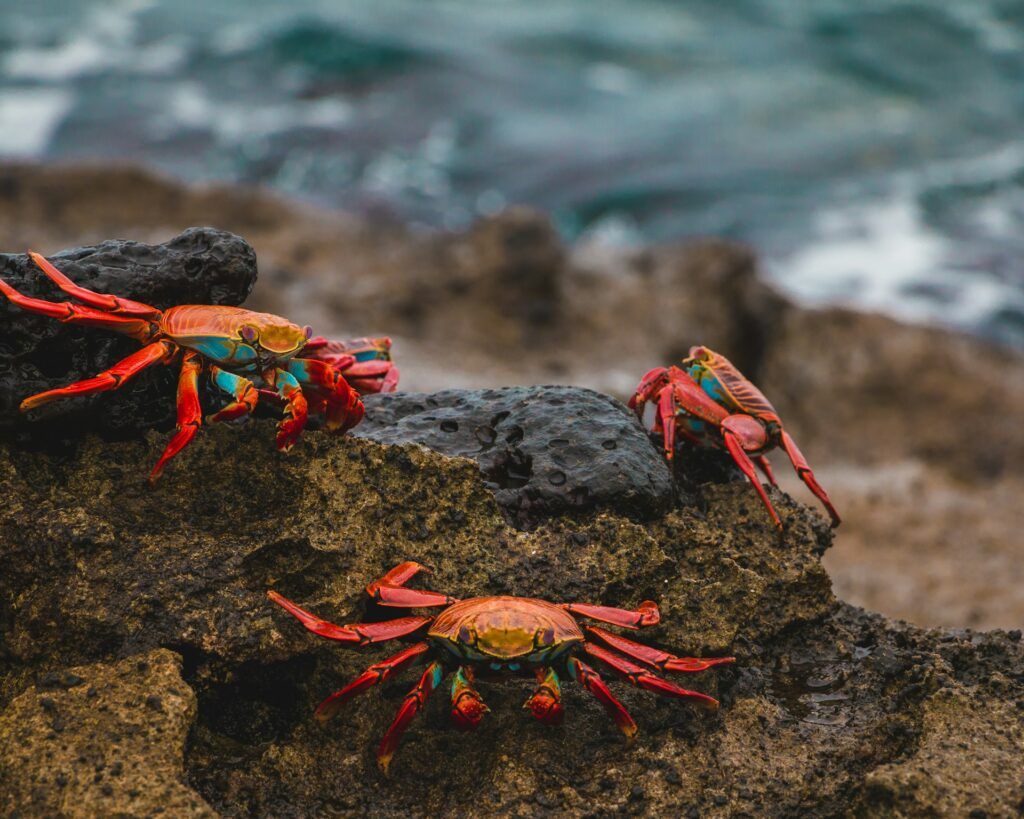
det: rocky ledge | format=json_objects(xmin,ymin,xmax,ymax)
[{"xmin": 0, "ymin": 398, "xmax": 1021, "ymax": 817}]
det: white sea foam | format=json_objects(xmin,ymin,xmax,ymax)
[
  {"xmin": 772, "ymin": 191, "xmax": 1022, "ymax": 329},
  {"xmin": 0, "ymin": 89, "xmax": 73, "ymax": 157}
]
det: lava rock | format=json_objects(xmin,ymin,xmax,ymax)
[
  {"xmin": 356, "ymin": 386, "xmax": 674, "ymax": 520},
  {"xmin": 0, "ymin": 227, "xmax": 257, "ymax": 438},
  {"xmin": 0, "ymin": 425, "xmax": 1019, "ymax": 816},
  {"xmin": 0, "ymin": 650, "xmax": 214, "ymax": 818}
]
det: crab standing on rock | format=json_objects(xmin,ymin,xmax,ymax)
[
  {"xmin": 268, "ymin": 562, "xmax": 734, "ymax": 772},
  {"xmin": 631, "ymin": 346, "xmax": 840, "ymax": 529},
  {"xmin": 0, "ymin": 252, "xmax": 397, "ymax": 479}
]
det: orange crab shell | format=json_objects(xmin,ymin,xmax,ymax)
[{"xmin": 428, "ymin": 596, "xmax": 584, "ymax": 664}]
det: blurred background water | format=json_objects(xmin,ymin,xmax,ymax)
[{"xmin": 3, "ymin": 0, "xmax": 1024, "ymax": 342}]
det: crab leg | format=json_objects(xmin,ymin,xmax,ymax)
[
  {"xmin": 524, "ymin": 667, "xmax": 563, "ymax": 725},
  {"xmin": 721, "ymin": 424, "xmax": 782, "ymax": 529},
  {"xmin": 270, "ymin": 368, "xmax": 308, "ymax": 451},
  {"xmin": 586, "ymin": 627, "xmax": 735, "ymax": 674},
  {"xmin": 20, "ymin": 340, "xmax": 174, "ymax": 412},
  {"xmin": 450, "ymin": 666, "xmax": 489, "ymax": 730},
  {"xmin": 568, "ymin": 657, "xmax": 637, "ymax": 741},
  {"xmin": 780, "ymin": 430, "xmax": 841, "ymax": 527},
  {"xmin": 372, "ymin": 586, "xmax": 459, "ymax": 608},
  {"xmin": 755, "ymin": 455, "xmax": 777, "ymax": 486},
  {"xmin": 314, "ymin": 642, "xmax": 431, "ymax": 722},
  {"xmin": 562, "ymin": 600, "xmax": 660, "ymax": 630},
  {"xmin": 267, "ymin": 590, "xmax": 431, "ymax": 644},
  {"xmin": 583, "ymin": 643, "xmax": 719, "ymax": 710},
  {"xmin": 207, "ymin": 366, "xmax": 258, "ymax": 424},
  {"xmin": 149, "ymin": 351, "xmax": 203, "ymax": 481},
  {"xmin": 27, "ymin": 252, "xmax": 162, "ymax": 318},
  {"xmin": 286, "ymin": 357, "xmax": 363, "ymax": 433},
  {"xmin": 628, "ymin": 366, "xmax": 669, "ymax": 421},
  {"xmin": 377, "ymin": 661, "xmax": 445, "ymax": 773},
  {"xmin": 365, "ymin": 562, "xmax": 430, "ymax": 596},
  {"xmin": 0, "ymin": 277, "xmax": 155, "ymax": 341}
]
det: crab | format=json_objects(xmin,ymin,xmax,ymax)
[
  {"xmin": 268, "ymin": 562, "xmax": 734, "ymax": 772},
  {"xmin": 0, "ymin": 252, "xmax": 380, "ymax": 479},
  {"xmin": 629, "ymin": 346, "xmax": 840, "ymax": 529}
]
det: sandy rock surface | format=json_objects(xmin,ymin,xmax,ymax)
[{"xmin": 0, "ymin": 406, "xmax": 1020, "ymax": 816}]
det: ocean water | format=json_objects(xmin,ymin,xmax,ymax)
[{"xmin": 3, "ymin": 0, "xmax": 1024, "ymax": 342}]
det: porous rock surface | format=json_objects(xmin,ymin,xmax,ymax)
[
  {"xmin": 356, "ymin": 387, "xmax": 675, "ymax": 520},
  {"xmin": 0, "ymin": 649, "xmax": 215, "ymax": 817},
  {"xmin": 0, "ymin": 407, "xmax": 1021, "ymax": 817},
  {"xmin": 0, "ymin": 227, "xmax": 256, "ymax": 439}
]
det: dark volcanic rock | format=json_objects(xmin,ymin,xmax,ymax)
[
  {"xmin": 0, "ymin": 227, "xmax": 256, "ymax": 438},
  {"xmin": 356, "ymin": 386, "xmax": 675, "ymax": 520}
]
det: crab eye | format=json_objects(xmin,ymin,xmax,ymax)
[
  {"xmin": 240, "ymin": 325, "xmax": 259, "ymax": 343},
  {"xmin": 303, "ymin": 325, "xmax": 313, "ymax": 340},
  {"xmin": 539, "ymin": 627, "xmax": 555, "ymax": 646},
  {"xmin": 458, "ymin": 625, "xmax": 473, "ymax": 644}
]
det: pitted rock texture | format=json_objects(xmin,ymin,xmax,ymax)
[
  {"xmin": 0, "ymin": 419, "xmax": 1021, "ymax": 817},
  {"xmin": 0, "ymin": 227, "xmax": 256, "ymax": 438},
  {"xmin": 0, "ymin": 649, "xmax": 214, "ymax": 818},
  {"xmin": 357, "ymin": 386, "xmax": 675, "ymax": 521}
]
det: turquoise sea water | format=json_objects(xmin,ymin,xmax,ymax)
[{"xmin": 2, "ymin": 0, "xmax": 1024, "ymax": 341}]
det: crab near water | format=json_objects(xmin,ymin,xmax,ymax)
[
  {"xmin": 631, "ymin": 346, "xmax": 840, "ymax": 529},
  {"xmin": 0, "ymin": 252, "xmax": 397, "ymax": 479},
  {"xmin": 268, "ymin": 562, "xmax": 734, "ymax": 772}
]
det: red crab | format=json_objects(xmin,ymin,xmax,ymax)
[
  {"xmin": 0, "ymin": 252, "xmax": 389, "ymax": 479},
  {"xmin": 268, "ymin": 562, "xmax": 734, "ymax": 772},
  {"xmin": 630, "ymin": 346, "xmax": 839, "ymax": 529}
]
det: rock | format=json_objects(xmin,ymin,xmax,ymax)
[
  {"xmin": 0, "ymin": 227, "xmax": 257, "ymax": 439},
  {"xmin": 0, "ymin": 409, "xmax": 1019, "ymax": 816},
  {"xmin": 0, "ymin": 649, "xmax": 214, "ymax": 818},
  {"xmin": 356, "ymin": 386, "xmax": 675, "ymax": 521}
]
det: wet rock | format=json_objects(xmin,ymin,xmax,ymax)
[
  {"xmin": 0, "ymin": 649, "xmax": 214, "ymax": 817},
  {"xmin": 0, "ymin": 228, "xmax": 257, "ymax": 439},
  {"xmin": 356, "ymin": 386, "xmax": 675, "ymax": 521}
]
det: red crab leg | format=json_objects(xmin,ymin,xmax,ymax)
[
  {"xmin": 569, "ymin": 657, "xmax": 637, "ymax": 741},
  {"xmin": 0, "ymin": 277, "xmax": 155, "ymax": 341},
  {"xmin": 267, "ymin": 590, "xmax": 431, "ymax": 644},
  {"xmin": 628, "ymin": 366, "xmax": 669, "ymax": 421},
  {"xmin": 372, "ymin": 586, "xmax": 459, "ymax": 608},
  {"xmin": 586, "ymin": 627, "xmax": 735, "ymax": 674},
  {"xmin": 450, "ymin": 666, "xmax": 489, "ymax": 730},
  {"xmin": 721, "ymin": 423, "xmax": 782, "ymax": 529},
  {"xmin": 365, "ymin": 562, "xmax": 430, "ymax": 596},
  {"xmin": 562, "ymin": 600, "xmax": 660, "ymax": 630},
  {"xmin": 27, "ymin": 252, "xmax": 162, "ymax": 318},
  {"xmin": 377, "ymin": 661, "xmax": 445, "ymax": 773},
  {"xmin": 20, "ymin": 339, "xmax": 174, "ymax": 411},
  {"xmin": 149, "ymin": 351, "xmax": 203, "ymax": 481},
  {"xmin": 286, "ymin": 358, "xmax": 364, "ymax": 433},
  {"xmin": 780, "ymin": 431, "xmax": 841, "ymax": 527},
  {"xmin": 755, "ymin": 455, "xmax": 777, "ymax": 486},
  {"xmin": 583, "ymin": 643, "xmax": 719, "ymax": 710},
  {"xmin": 207, "ymin": 366, "xmax": 258, "ymax": 424},
  {"xmin": 270, "ymin": 368, "xmax": 308, "ymax": 451},
  {"xmin": 523, "ymin": 667, "xmax": 563, "ymax": 725},
  {"xmin": 344, "ymin": 360, "xmax": 400, "ymax": 394},
  {"xmin": 659, "ymin": 368, "xmax": 730, "ymax": 461},
  {"xmin": 314, "ymin": 641, "xmax": 431, "ymax": 722}
]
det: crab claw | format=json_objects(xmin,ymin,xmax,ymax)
[{"xmin": 451, "ymin": 690, "xmax": 490, "ymax": 730}]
